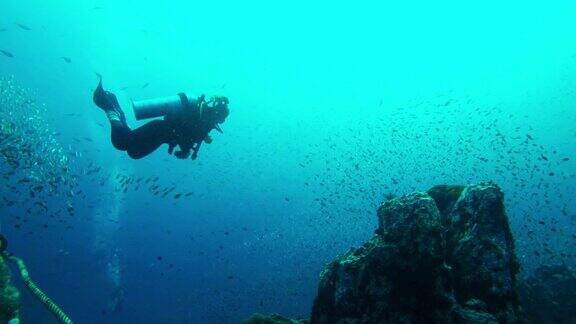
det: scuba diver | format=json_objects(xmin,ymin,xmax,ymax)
[{"xmin": 93, "ymin": 76, "xmax": 229, "ymax": 160}]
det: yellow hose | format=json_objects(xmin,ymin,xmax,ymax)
[{"xmin": 8, "ymin": 255, "xmax": 73, "ymax": 324}]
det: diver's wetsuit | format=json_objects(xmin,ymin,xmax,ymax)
[
  {"xmin": 110, "ymin": 118, "xmax": 173, "ymax": 159},
  {"xmin": 94, "ymin": 78, "xmax": 214, "ymax": 160}
]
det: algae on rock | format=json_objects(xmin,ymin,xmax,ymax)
[
  {"xmin": 0, "ymin": 255, "xmax": 20, "ymax": 323},
  {"xmin": 311, "ymin": 183, "xmax": 521, "ymax": 323},
  {"xmin": 246, "ymin": 183, "xmax": 523, "ymax": 324},
  {"xmin": 243, "ymin": 313, "xmax": 309, "ymax": 324}
]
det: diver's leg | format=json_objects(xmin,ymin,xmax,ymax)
[
  {"xmin": 110, "ymin": 120, "xmax": 131, "ymax": 151},
  {"xmin": 93, "ymin": 77, "xmax": 169, "ymax": 159},
  {"xmin": 124, "ymin": 120, "xmax": 172, "ymax": 159}
]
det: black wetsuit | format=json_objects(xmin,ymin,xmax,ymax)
[
  {"xmin": 110, "ymin": 102, "xmax": 213, "ymax": 160},
  {"xmin": 110, "ymin": 119, "xmax": 172, "ymax": 159}
]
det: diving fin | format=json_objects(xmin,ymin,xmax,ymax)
[{"xmin": 93, "ymin": 75, "xmax": 120, "ymax": 112}]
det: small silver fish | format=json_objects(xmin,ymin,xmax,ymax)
[
  {"xmin": 15, "ymin": 23, "xmax": 31, "ymax": 31},
  {"xmin": 1, "ymin": 50, "xmax": 14, "ymax": 58}
]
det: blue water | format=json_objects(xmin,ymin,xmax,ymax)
[{"xmin": 1, "ymin": 0, "xmax": 575, "ymax": 323}]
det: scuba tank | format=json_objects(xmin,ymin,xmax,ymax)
[{"xmin": 132, "ymin": 92, "xmax": 197, "ymax": 120}]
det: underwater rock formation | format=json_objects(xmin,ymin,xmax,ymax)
[
  {"xmin": 242, "ymin": 313, "xmax": 309, "ymax": 324},
  {"xmin": 246, "ymin": 183, "xmax": 522, "ymax": 323},
  {"xmin": 0, "ymin": 255, "xmax": 20, "ymax": 322},
  {"xmin": 311, "ymin": 183, "xmax": 520, "ymax": 323},
  {"xmin": 518, "ymin": 264, "xmax": 576, "ymax": 323}
]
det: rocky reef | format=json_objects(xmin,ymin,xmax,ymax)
[
  {"xmin": 0, "ymin": 255, "xmax": 20, "ymax": 323},
  {"xmin": 518, "ymin": 264, "xmax": 576, "ymax": 323},
  {"xmin": 245, "ymin": 183, "xmax": 524, "ymax": 323},
  {"xmin": 243, "ymin": 313, "xmax": 308, "ymax": 324}
]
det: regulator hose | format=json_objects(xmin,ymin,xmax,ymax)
[{"xmin": 8, "ymin": 255, "xmax": 73, "ymax": 324}]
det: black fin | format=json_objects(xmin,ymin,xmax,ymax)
[
  {"xmin": 93, "ymin": 75, "xmax": 108, "ymax": 109},
  {"xmin": 93, "ymin": 75, "xmax": 120, "ymax": 111}
]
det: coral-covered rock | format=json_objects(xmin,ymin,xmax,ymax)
[
  {"xmin": 311, "ymin": 192, "xmax": 450, "ymax": 323},
  {"xmin": 0, "ymin": 255, "xmax": 20, "ymax": 323},
  {"xmin": 311, "ymin": 183, "xmax": 521, "ymax": 323},
  {"xmin": 447, "ymin": 184, "xmax": 520, "ymax": 322},
  {"xmin": 242, "ymin": 313, "xmax": 308, "ymax": 324},
  {"xmin": 245, "ymin": 184, "xmax": 523, "ymax": 324}
]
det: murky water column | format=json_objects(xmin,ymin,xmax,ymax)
[{"xmin": 92, "ymin": 166, "xmax": 126, "ymax": 314}]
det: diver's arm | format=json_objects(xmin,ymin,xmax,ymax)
[
  {"xmin": 168, "ymin": 142, "xmax": 176, "ymax": 155},
  {"xmin": 191, "ymin": 141, "xmax": 202, "ymax": 160},
  {"xmin": 174, "ymin": 142, "xmax": 191, "ymax": 159}
]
